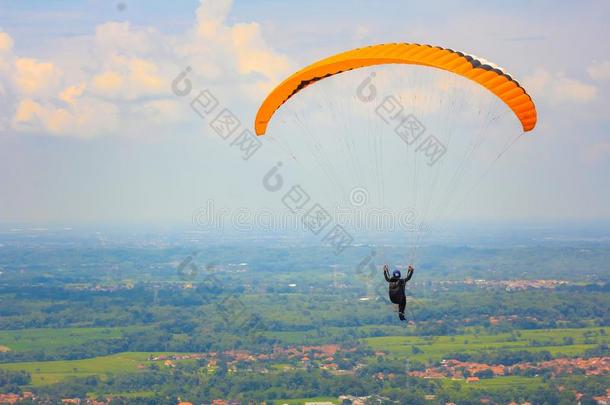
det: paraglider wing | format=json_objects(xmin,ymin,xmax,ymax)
[{"xmin": 255, "ymin": 43, "xmax": 537, "ymax": 135}]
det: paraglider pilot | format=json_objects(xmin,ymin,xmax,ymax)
[{"xmin": 383, "ymin": 265, "xmax": 414, "ymax": 321}]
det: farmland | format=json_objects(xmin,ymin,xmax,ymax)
[
  {"xmin": 0, "ymin": 327, "xmax": 137, "ymax": 354},
  {"xmin": 0, "ymin": 352, "xmax": 154, "ymax": 385},
  {"xmin": 0, "ymin": 234, "xmax": 608, "ymax": 403},
  {"xmin": 364, "ymin": 327, "xmax": 610, "ymax": 362}
]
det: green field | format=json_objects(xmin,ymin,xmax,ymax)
[
  {"xmin": 0, "ymin": 352, "xmax": 159, "ymax": 385},
  {"xmin": 364, "ymin": 326, "xmax": 610, "ymax": 362},
  {"xmin": 275, "ymin": 378, "xmax": 541, "ymax": 402},
  {"xmin": 441, "ymin": 375, "xmax": 543, "ymax": 391},
  {"xmin": 0, "ymin": 327, "xmax": 141, "ymax": 354}
]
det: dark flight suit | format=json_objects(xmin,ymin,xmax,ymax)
[{"xmin": 384, "ymin": 266, "xmax": 414, "ymax": 321}]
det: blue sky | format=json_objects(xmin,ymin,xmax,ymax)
[{"xmin": 0, "ymin": 0, "xmax": 609, "ymax": 227}]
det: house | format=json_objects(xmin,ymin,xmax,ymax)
[
  {"xmin": 0, "ymin": 393, "xmax": 21, "ymax": 404},
  {"xmin": 593, "ymin": 396, "xmax": 610, "ymax": 405},
  {"xmin": 320, "ymin": 363, "xmax": 338, "ymax": 370},
  {"xmin": 490, "ymin": 365, "xmax": 505, "ymax": 376}
]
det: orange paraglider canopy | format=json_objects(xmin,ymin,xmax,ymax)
[{"xmin": 255, "ymin": 43, "xmax": 537, "ymax": 135}]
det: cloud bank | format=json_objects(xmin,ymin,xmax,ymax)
[{"xmin": 0, "ymin": 0, "xmax": 292, "ymax": 138}]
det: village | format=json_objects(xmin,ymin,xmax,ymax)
[
  {"xmin": 461, "ymin": 279, "xmax": 569, "ymax": 291},
  {"xmin": 147, "ymin": 344, "xmax": 357, "ymax": 375},
  {"xmin": 405, "ymin": 356, "xmax": 610, "ymax": 381}
]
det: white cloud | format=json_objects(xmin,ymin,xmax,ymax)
[
  {"xmin": 94, "ymin": 22, "xmax": 159, "ymax": 57},
  {"xmin": 231, "ymin": 23, "xmax": 291, "ymax": 82},
  {"xmin": 522, "ymin": 68, "xmax": 550, "ymax": 97},
  {"xmin": 91, "ymin": 71, "xmax": 124, "ymax": 96},
  {"xmin": 0, "ymin": 0, "xmax": 293, "ymax": 138},
  {"xmin": 195, "ymin": 0, "xmax": 232, "ymax": 37},
  {"xmin": 0, "ymin": 31, "xmax": 13, "ymax": 53},
  {"xmin": 185, "ymin": 0, "xmax": 293, "ymax": 90},
  {"xmin": 89, "ymin": 57, "xmax": 164, "ymax": 100},
  {"xmin": 524, "ymin": 68, "xmax": 597, "ymax": 105},
  {"xmin": 12, "ymin": 97, "xmax": 119, "ymax": 137},
  {"xmin": 59, "ymin": 83, "xmax": 86, "ymax": 105},
  {"xmin": 553, "ymin": 74, "xmax": 597, "ymax": 103},
  {"xmin": 353, "ymin": 25, "xmax": 370, "ymax": 43},
  {"xmin": 587, "ymin": 60, "xmax": 610, "ymax": 81},
  {"xmin": 14, "ymin": 58, "xmax": 62, "ymax": 97}
]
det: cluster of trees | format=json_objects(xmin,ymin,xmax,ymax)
[
  {"xmin": 584, "ymin": 343, "xmax": 609, "ymax": 357},
  {"xmin": 445, "ymin": 349, "xmax": 554, "ymax": 366},
  {"xmin": 0, "ymin": 369, "xmax": 31, "ymax": 394}
]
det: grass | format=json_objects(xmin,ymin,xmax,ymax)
[
  {"xmin": 442, "ymin": 375, "xmax": 542, "ymax": 390},
  {"xmin": 0, "ymin": 327, "xmax": 142, "ymax": 354},
  {"xmin": 363, "ymin": 326, "xmax": 610, "ymax": 362},
  {"xmin": 0, "ymin": 352, "xmax": 163, "ymax": 385}
]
